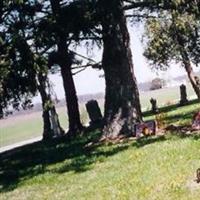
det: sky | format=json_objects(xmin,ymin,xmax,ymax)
[{"xmin": 34, "ymin": 23, "xmax": 198, "ymax": 102}]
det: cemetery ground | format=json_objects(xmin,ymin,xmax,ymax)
[
  {"xmin": 1, "ymin": 99, "xmax": 200, "ymax": 199},
  {"xmin": 0, "ymin": 84, "xmax": 196, "ymax": 148}
]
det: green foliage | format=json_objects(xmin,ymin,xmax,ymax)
[
  {"xmin": 0, "ymin": 33, "xmax": 38, "ymax": 111},
  {"xmin": 0, "ymin": 0, "xmax": 43, "ymax": 112},
  {"xmin": 143, "ymin": 10, "xmax": 200, "ymax": 70}
]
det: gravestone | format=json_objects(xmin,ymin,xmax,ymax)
[
  {"xmin": 86, "ymin": 100, "xmax": 103, "ymax": 126},
  {"xmin": 150, "ymin": 98, "xmax": 159, "ymax": 114},
  {"xmin": 179, "ymin": 84, "xmax": 188, "ymax": 106},
  {"xmin": 134, "ymin": 120, "xmax": 157, "ymax": 138}
]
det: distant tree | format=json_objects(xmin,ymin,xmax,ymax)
[
  {"xmin": 150, "ymin": 78, "xmax": 166, "ymax": 90},
  {"xmin": 143, "ymin": 11, "xmax": 200, "ymax": 100}
]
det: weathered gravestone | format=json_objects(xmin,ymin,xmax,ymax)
[
  {"xmin": 179, "ymin": 84, "xmax": 188, "ymax": 106},
  {"xmin": 150, "ymin": 98, "xmax": 159, "ymax": 114},
  {"xmin": 134, "ymin": 120, "xmax": 157, "ymax": 138},
  {"xmin": 86, "ymin": 100, "xmax": 103, "ymax": 126}
]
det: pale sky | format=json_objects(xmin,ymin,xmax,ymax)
[{"xmin": 34, "ymin": 24, "xmax": 198, "ymax": 102}]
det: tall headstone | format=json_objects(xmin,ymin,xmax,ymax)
[
  {"xmin": 179, "ymin": 84, "xmax": 188, "ymax": 106},
  {"xmin": 150, "ymin": 98, "xmax": 159, "ymax": 114},
  {"xmin": 86, "ymin": 100, "xmax": 103, "ymax": 126}
]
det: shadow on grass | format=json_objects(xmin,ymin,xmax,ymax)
[
  {"xmin": 0, "ymin": 130, "xmax": 131, "ymax": 193},
  {"xmin": 164, "ymin": 112, "xmax": 193, "ymax": 124},
  {"xmin": 134, "ymin": 135, "xmax": 166, "ymax": 148},
  {"xmin": 1, "ymin": 99, "xmax": 200, "ymax": 193}
]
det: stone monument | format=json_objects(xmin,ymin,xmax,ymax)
[
  {"xmin": 179, "ymin": 84, "xmax": 188, "ymax": 106},
  {"xmin": 86, "ymin": 100, "xmax": 103, "ymax": 126}
]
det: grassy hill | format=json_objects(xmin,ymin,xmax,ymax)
[{"xmin": 1, "ymin": 100, "xmax": 200, "ymax": 199}]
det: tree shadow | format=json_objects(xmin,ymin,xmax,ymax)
[
  {"xmin": 133, "ymin": 135, "xmax": 166, "ymax": 148},
  {"xmin": 164, "ymin": 112, "xmax": 193, "ymax": 124},
  {"xmin": 1, "ymin": 99, "xmax": 200, "ymax": 193},
  {"xmin": 0, "ymin": 130, "xmax": 130, "ymax": 193}
]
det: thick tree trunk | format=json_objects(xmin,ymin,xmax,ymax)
[
  {"xmin": 100, "ymin": 0, "xmax": 142, "ymax": 138},
  {"xmin": 50, "ymin": 0, "xmax": 83, "ymax": 136},
  {"xmin": 37, "ymin": 73, "xmax": 64, "ymax": 140}
]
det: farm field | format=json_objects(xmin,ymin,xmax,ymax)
[
  {"xmin": 1, "ymin": 100, "xmax": 200, "ymax": 199},
  {"xmin": 0, "ymin": 84, "xmax": 197, "ymax": 148}
]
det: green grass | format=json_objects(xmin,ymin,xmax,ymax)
[
  {"xmin": 139, "ymin": 84, "xmax": 196, "ymax": 109},
  {"xmin": 0, "ymin": 84, "xmax": 197, "ymax": 147},
  {"xmin": 1, "ymin": 101, "xmax": 200, "ymax": 199},
  {"xmin": 0, "ymin": 119, "xmax": 43, "ymax": 147}
]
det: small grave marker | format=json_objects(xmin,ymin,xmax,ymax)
[
  {"xmin": 134, "ymin": 120, "xmax": 157, "ymax": 138},
  {"xmin": 150, "ymin": 98, "xmax": 159, "ymax": 114}
]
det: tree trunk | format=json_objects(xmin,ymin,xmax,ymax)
[
  {"xmin": 100, "ymin": 0, "xmax": 142, "ymax": 138},
  {"xmin": 177, "ymin": 33, "xmax": 200, "ymax": 100},
  {"xmin": 37, "ymin": 73, "xmax": 64, "ymax": 140},
  {"xmin": 181, "ymin": 52, "xmax": 200, "ymax": 100},
  {"xmin": 50, "ymin": 0, "xmax": 83, "ymax": 136},
  {"xmin": 59, "ymin": 50, "xmax": 83, "ymax": 135}
]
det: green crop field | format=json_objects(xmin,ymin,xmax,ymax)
[
  {"xmin": 1, "ymin": 100, "xmax": 200, "ymax": 199},
  {"xmin": 0, "ymin": 84, "xmax": 197, "ymax": 148}
]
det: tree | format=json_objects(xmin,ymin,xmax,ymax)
[
  {"xmin": 96, "ymin": 0, "xmax": 142, "ymax": 138},
  {"xmin": 0, "ymin": 31, "xmax": 38, "ymax": 116},
  {"xmin": 56, "ymin": 0, "xmax": 145, "ymax": 138},
  {"xmin": 143, "ymin": 11, "xmax": 200, "ymax": 100},
  {"xmin": 150, "ymin": 78, "xmax": 166, "ymax": 90},
  {"xmin": 0, "ymin": 1, "xmax": 64, "ymax": 139},
  {"xmin": 48, "ymin": 0, "xmax": 84, "ymax": 136},
  {"xmin": 35, "ymin": 55, "xmax": 64, "ymax": 140}
]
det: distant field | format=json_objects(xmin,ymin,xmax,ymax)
[{"xmin": 0, "ymin": 84, "xmax": 197, "ymax": 148}]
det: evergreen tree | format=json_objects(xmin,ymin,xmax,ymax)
[{"xmin": 0, "ymin": 1, "xmax": 64, "ymax": 139}]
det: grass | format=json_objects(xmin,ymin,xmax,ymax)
[
  {"xmin": 1, "ymin": 100, "xmax": 200, "ymax": 199},
  {"xmin": 0, "ymin": 84, "xmax": 196, "ymax": 147},
  {"xmin": 0, "ymin": 119, "xmax": 42, "ymax": 147}
]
